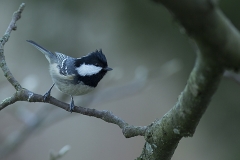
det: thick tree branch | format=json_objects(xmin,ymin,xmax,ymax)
[
  {"xmin": 137, "ymin": 0, "xmax": 240, "ymax": 159},
  {"xmin": 154, "ymin": 0, "xmax": 240, "ymax": 70}
]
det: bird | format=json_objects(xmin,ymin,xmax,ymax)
[{"xmin": 26, "ymin": 40, "xmax": 112, "ymax": 112}]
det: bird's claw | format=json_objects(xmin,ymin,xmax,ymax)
[
  {"xmin": 69, "ymin": 96, "xmax": 75, "ymax": 113},
  {"xmin": 43, "ymin": 91, "xmax": 51, "ymax": 101},
  {"xmin": 43, "ymin": 83, "xmax": 55, "ymax": 102}
]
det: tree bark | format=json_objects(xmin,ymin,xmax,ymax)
[{"xmin": 138, "ymin": 0, "xmax": 240, "ymax": 159}]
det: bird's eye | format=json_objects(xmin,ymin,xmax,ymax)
[{"xmin": 95, "ymin": 63, "xmax": 100, "ymax": 67}]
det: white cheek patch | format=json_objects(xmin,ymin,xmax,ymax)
[{"xmin": 76, "ymin": 63, "xmax": 102, "ymax": 76}]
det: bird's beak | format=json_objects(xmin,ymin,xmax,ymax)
[{"xmin": 104, "ymin": 67, "xmax": 113, "ymax": 71}]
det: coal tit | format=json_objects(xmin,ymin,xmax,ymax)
[{"xmin": 27, "ymin": 40, "xmax": 112, "ymax": 112}]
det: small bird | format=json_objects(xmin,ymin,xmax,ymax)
[{"xmin": 27, "ymin": 40, "xmax": 112, "ymax": 112}]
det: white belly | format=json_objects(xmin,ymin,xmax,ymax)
[
  {"xmin": 55, "ymin": 81, "xmax": 94, "ymax": 96},
  {"xmin": 49, "ymin": 63, "xmax": 95, "ymax": 96}
]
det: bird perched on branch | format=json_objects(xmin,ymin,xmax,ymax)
[{"xmin": 27, "ymin": 40, "xmax": 112, "ymax": 112}]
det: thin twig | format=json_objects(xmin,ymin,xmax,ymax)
[
  {"xmin": 2, "ymin": 3, "xmax": 25, "ymax": 45},
  {"xmin": 0, "ymin": 88, "xmax": 147, "ymax": 138},
  {"xmin": 49, "ymin": 145, "xmax": 71, "ymax": 160},
  {"xmin": 223, "ymin": 70, "xmax": 240, "ymax": 85},
  {"xmin": 0, "ymin": 3, "xmax": 25, "ymax": 91}
]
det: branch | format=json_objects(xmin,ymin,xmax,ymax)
[
  {"xmin": 223, "ymin": 70, "xmax": 240, "ymax": 85},
  {"xmin": 0, "ymin": 89, "xmax": 147, "ymax": 138},
  {"xmin": 138, "ymin": 0, "xmax": 240, "ymax": 159},
  {"xmin": 2, "ymin": 3, "xmax": 25, "ymax": 45},
  {"xmin": 0, "ymin": 3, "xmax": 25, "ymax": 91},
  {"xmin": 49, "ymin": 145, "xmax": 71, "ymax": 160}
]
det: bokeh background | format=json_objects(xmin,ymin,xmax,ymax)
[{"xmin": 0, "ymin": 0, "xmax": 240, "ymax": 160}]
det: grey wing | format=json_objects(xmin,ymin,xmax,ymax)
[
  {"xmin": 55, "ymin": 52, "xmax": 69, "ymax": 75},
  {"xmin": 55, "ymin": 52, "xmax": 68, "ymax": 64},
  {"xmin": 55, "ymin": 52, "xmax": 76, "ymax": 76}
]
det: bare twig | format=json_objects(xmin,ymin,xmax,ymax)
[
  {"xmin": 0, "ymin": 88, "xmax": 147, "ymax": 138},
  {"xmin": 49, "ymin": 145, "xmax": 71, "ymax": 160},
  {"xmin": 0, "ymin": 3, "xmax": 25, "ymax": 91},
  {"xmin": 73, "ymin": 106, "xmax": 147, "ymax": 138},
  {"xmin": 223, "ymin": 70, "xmax": 240, "ymax": 85},
  {"xmin": 2, "ymin": 3, "xmax": 25, "ymax": 45}
]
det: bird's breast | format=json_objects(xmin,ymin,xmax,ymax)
[
  {"xmin": 49, "ymin": 63, "xmax": 95, "ymax": 95},
  {"xmin": 55, "ymin": 80, "xmax": 95, "ymax": 96}
]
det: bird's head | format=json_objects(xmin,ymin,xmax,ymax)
[{"xmin": 74, "ymin": 49, "xmax": 112, "ymax": 87}]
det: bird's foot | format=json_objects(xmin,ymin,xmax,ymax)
[
  {"xmin": 43, "ymin": 91, "xmax": 51, "ymax": 101},
  {"xmin": 69, "ymin": 96, "xmax": 75, "ymax": 113},
  {"xmin": 43, "ymin": 83, "xmax": 55, "ymax": 101}
]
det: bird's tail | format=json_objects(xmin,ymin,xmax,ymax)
[{"xmin": 26, "ymin": 40, "xmax": 56, "ymax": 63}]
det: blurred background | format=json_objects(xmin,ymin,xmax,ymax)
[{"xmin": 0, "ymin": 0, "xmax": 240, "ymax": 159}]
